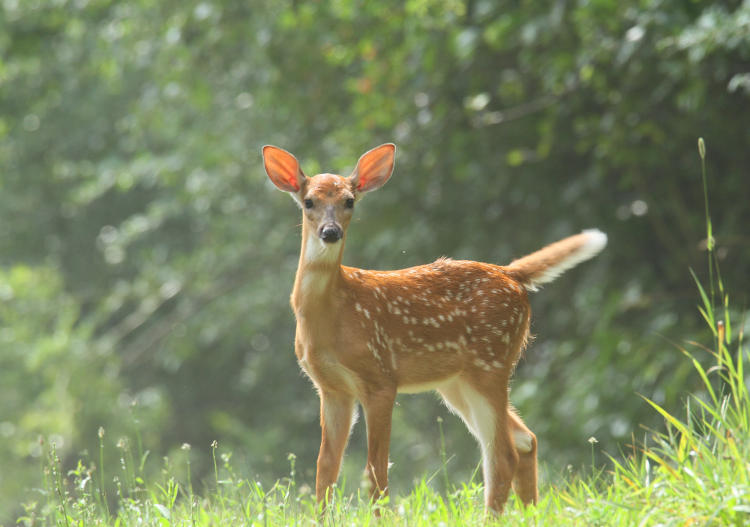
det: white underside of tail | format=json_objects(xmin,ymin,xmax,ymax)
[{"xmin": 524, "ymin": 229, "xmax": 607, "ymax": 291}]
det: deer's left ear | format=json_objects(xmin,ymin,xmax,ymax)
[{"xmin": 350, "ymin": 143, "xmax": 396, "ymax": 193}]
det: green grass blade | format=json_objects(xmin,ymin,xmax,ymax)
[
  {"xmin": 691, "ymin": 357, "xmax": 718, "ymax": 406},
  {"xmin": 690, "ymin": 269, "xmax": 715, "ymax": 333},
  {"xmin": 723, "ymin": 294, "xmax": 732, "ymax": 345},
  {"xmin": 641, "ymin": 396, "xmax": 692, "ymax": 440}
]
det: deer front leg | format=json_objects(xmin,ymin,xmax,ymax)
[
  {"xmin": 361, "ymin": 386, "xmax": 397, "ymax": 504},
  {"xmin": 316, "ymin": 391, "xmax": 356, "ymax": 507}
]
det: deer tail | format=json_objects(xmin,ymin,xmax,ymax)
[{"xmin": 504, "ymin": 229, "xmax": 607, "ymax": 291}]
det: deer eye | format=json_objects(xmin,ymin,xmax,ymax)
[
  {"xmin": 304, "ymin": 199, "xmax": 314, "ymax": 209},
  {"xmin": 345, "ymin": 198, "xmax": 354, "ymax": 209}
]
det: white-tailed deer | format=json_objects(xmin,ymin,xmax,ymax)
[{"xmin": 262, "ymin": 143, "xmax": 607, "ymax": 514}]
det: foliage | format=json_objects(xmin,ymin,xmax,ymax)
[{"xmin": 1, "ymin": 0, "xmax": 749, "ymax": 523}]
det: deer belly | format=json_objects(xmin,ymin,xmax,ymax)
[
  {"xmin": 394, "ymin": 350, "xmax": 464, "ymax": 393},
  {"xmin": 398, "ymin": 376, "xmax": 457, "ymax": 394}
]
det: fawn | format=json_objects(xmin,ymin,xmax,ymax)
[{"xmin": 262, "ymin": 143, "xmax": 607, "ymax": 514}]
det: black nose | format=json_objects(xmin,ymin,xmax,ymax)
[{"xmin": 320, "ymin": 224, "xmax": 342, "ymax": 243}]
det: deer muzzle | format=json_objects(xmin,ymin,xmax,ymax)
[{"xmin": 319, "ymin": 223, "xmax": 343, "ymax": 243}]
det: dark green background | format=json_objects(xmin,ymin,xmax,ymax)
[{"xmin": 1, "ymin": 0, "xmax": 748, "ymax": 520}]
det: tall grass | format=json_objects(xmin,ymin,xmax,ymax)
[{"xmin": 17, "ymin": 139, "xmax": 749, "ymax": 526}]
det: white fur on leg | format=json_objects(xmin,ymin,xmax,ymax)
[
  {"xmin": 322, "ymin": 396, "xmax": 356, "ymax": 443},
  {"xmin": 438, "ymin": 379, "xmax": 497, "ymax": 504},
  {"xmin": 437, "ymin": 379, "xmax": 475, "ymax": 435},
  {"xmin": 463, "ymin": 384, "xmax": 497, "ymax": 504},
  {"xmin": 512, "ymin": 429, "xmax": 533, "ymax": 454}
]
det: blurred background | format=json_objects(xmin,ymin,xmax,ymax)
[{"xmin": 1, "ymin": 0, "xmax": 749, "ymax": 520}]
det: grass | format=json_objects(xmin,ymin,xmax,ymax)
[{"xmin": 16, "ymin": 140, "xmax": 750, "ymax": 525}]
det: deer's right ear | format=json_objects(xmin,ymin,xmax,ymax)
[{"xmin": 263, "ymin": 145, "xmax": 305, "ymax": 193}]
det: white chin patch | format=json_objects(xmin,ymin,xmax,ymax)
[{"xmin": 305, "ymin": 234, "xmax": 340, "ymax": 263}]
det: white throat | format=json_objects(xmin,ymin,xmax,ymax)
[
  {"xmin": 298, "ymin": 233, "xmax": 342, "ymax": 299},
  {"xmin": 304, "ymin": 233, "xmax": 341, "ymax": 265}
]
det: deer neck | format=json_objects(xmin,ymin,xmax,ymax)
[{"xmin": 292, "ymin": 221, "xmax": 346, "ymax": 315}]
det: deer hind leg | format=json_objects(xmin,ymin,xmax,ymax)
[
  {"xmin": 509, "ymin": 408, "xmax": 538, "ymax": 505},
  {"xmin": 316, "ymin": 391, "xmax": 356, "ymax": 507},
  {"xmin": 438, "ymin": 378, "xmax": 478, "ymax": 436},
  {"xmin": 438, "ymin": 377, "xmax": 518, "ymax": 513}
]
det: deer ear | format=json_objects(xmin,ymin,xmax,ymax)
[
  {"xmin": 263, "ymin": 145, "xmax": 305, "ymax": 193},
  {"xmin": 350, "ymin": 143, "xmax": 395, "ymax": 193}
]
